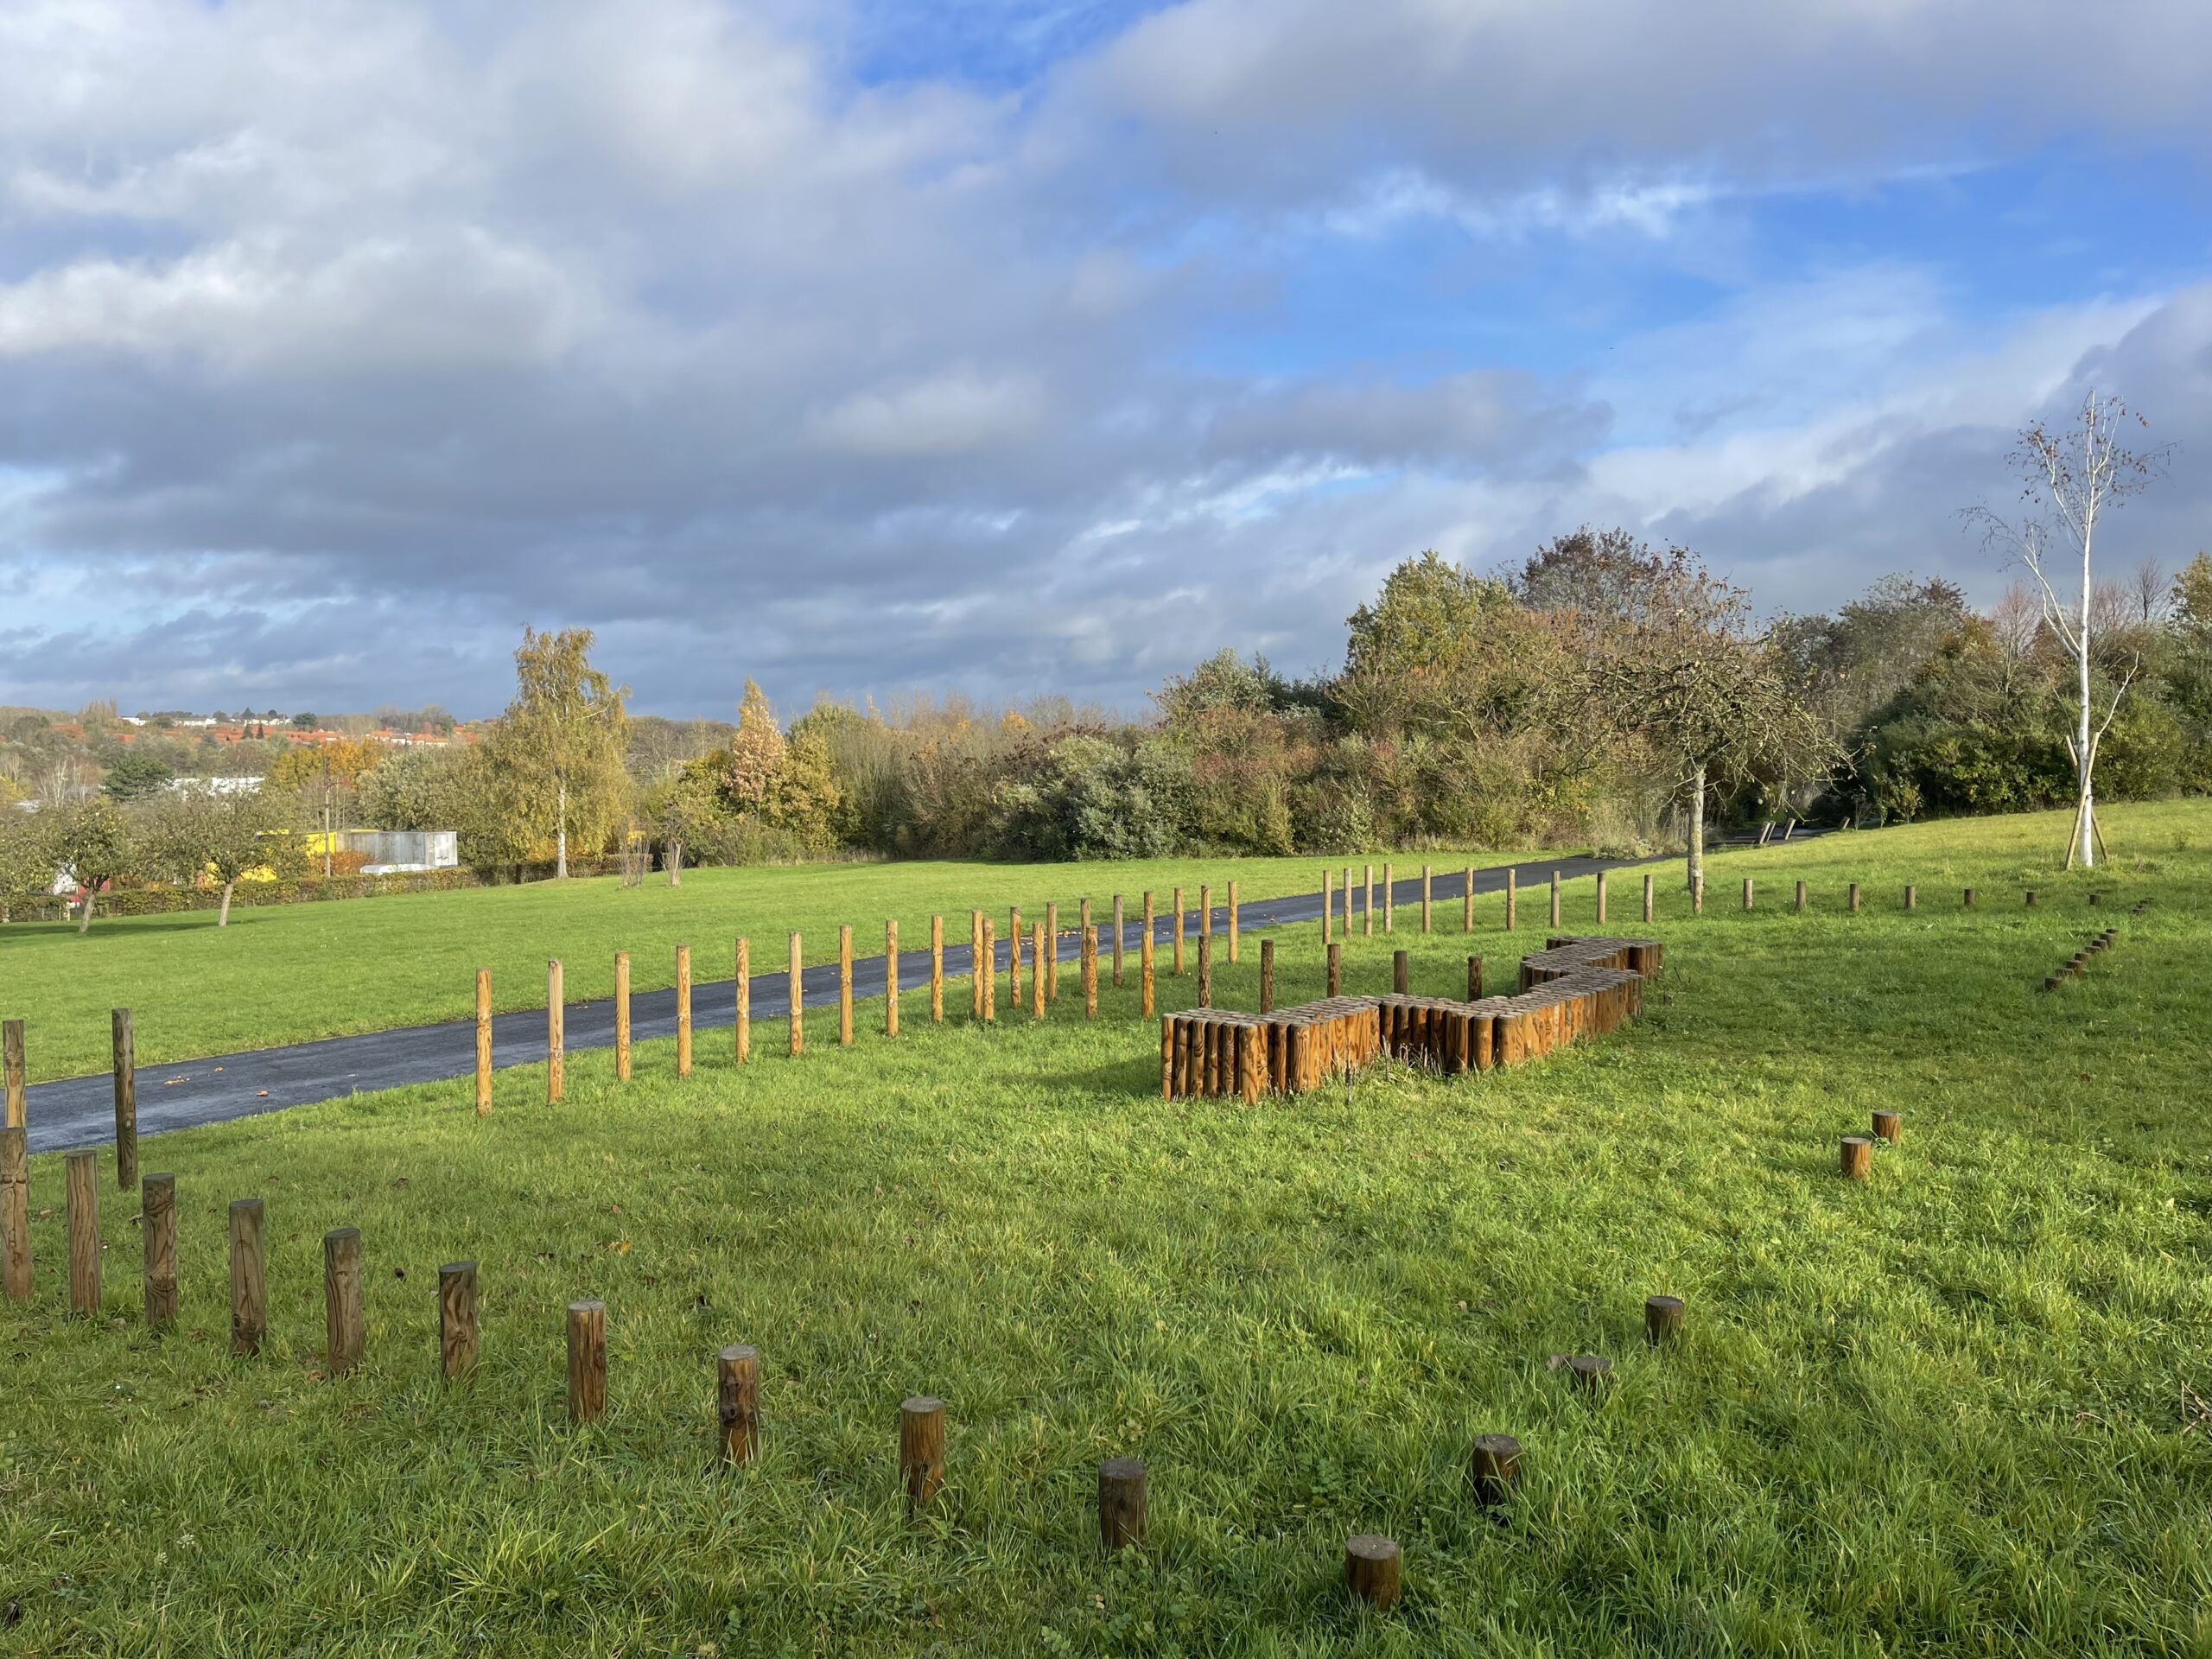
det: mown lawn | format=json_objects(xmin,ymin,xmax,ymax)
[
  {"xmin": 0, "ymin": 850, "xmax": 1525, "ymax": 1084},
  {"xmin": 3, "ymin": 801, "xmax": 2209, "ymax": 1656}
]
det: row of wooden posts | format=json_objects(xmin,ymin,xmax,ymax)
[{"xmin": 0, "ymin": 1146, "xmax": 1705, "ymax": 1610}]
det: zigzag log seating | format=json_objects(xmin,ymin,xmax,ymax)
[{"xmin": 1158, "ymin": 935, "xmax": 1661, "ymax": 1098}]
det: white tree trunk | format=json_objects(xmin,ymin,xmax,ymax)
[
  {"xmin": 219, "ymin": 878, "xmax": 236, "ymax": 927},
  {"xmin": 668, "ymin": 839, "xmax": 683, "ymax": 887},
  {"xmin": 556, "ymin": 775, "xmax": 569, "ymax": 880},
  {"xmin": 2075, "ymin": 526, "xmax": 2095, "ymax": 868},
  {"xmin": 78, "ymin": 887, "xmax": 94, "ymax": 934},
  {"xmin": 1687, "ymin": 762, "xmax": 1707, "ymax": 893}
]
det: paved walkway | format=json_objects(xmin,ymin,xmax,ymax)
[{"xmin": 24, "ymin": 855, "xmax": 1658, "ymax": 1154}]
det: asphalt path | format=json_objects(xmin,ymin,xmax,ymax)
[{"xmin": 23, "ymin": 854, "xmax": 1662, "ymax": 1154}]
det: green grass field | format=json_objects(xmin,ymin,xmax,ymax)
[
  {"xmin": 1, "ymin": 851, "xmax": 1522, "ymax": 1084},
  {"xmin": 3, "ymin": 801, "xmax": 2210, "ymax": 1656}
]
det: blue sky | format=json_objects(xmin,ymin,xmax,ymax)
[{"xmin": 2, "ymin": 0, "xmax": 2209, "ymax": 718}]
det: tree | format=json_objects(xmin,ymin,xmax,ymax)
[
  {"xmin": 357, "ymin": 746, "xmax": 471, "ymax": 831},
  {"xmin": 151, "ymin": 789, "xmax": 283, "ymax": 925},
  {"xmin": 48, "ymin": 797, "xmax": 134, "ymax": 932},
  {"xmin": 0, "ymin": 810, "xmax": 52, "ymax": 924},
  {"xmin": 1967, "ymin": 391, "xmax": 2165, "ymax": 868},
  {"xmin": 484, "ymin": 626, "xmax": 630, "ymax": 878},
  {"xmin": 102, "ymin": 749, "xmax": 173, "ymax": 802}
]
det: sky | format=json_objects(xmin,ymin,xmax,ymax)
[{"xmin": 2, "ymin": 0, "xmax": 2209, "ymax": 721}]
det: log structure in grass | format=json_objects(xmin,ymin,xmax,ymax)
[
  {"xmin": 66, "ymin": 1149, "xmax": 98, "ymax": 1316},
  {"xmin": 1872, "ymin": 1109, "xmax": 1901, "ymax": 1144},
  {"xmin": 1796, "ymin": 880, "xmax": 1807, "ymax": 913},
  {"xmin": 1083, "ymin": 925, "xmax": 1098, "ymax": 1018},
  {"xmin": 1393, "ymin": 950, "xmax": 1409, "ymax": 995},
  {"xmin": 323, "ymin": 1226, "xmax": 365, "ymax": 1376},
  {"xmin": 677, "ymin": 944, "xmax": 693, "ymax": 1077},
  {"xmin": 111, "ymin": 1007, "xmax": 136, "ymax": 1188},
  {"xmin": 1467, "ymin": 957, "xmax": 1484, "ymax": 1001},
  {"xmin": 1099, "ymin": 1458, "xmax": 1147, "ymax": 1551},
  {"xmin": 568, "ymin": 1300, "xmax": 607, "ymax": 1424},
  {"xmin": 1550, "ymin": 870, "xmax": 1561, "ymax": 927},
  {"xmin": 1259, "ymin": 938, "xmax": 1275, "ymax": 1014},
  {"xmin": 900, "ymin": 1395, "xmax": 946, "ymax": 1513},
  {"xmin": 718, "ymin": 1343, "xmax": 760, "ymax": 1465},
  {"xmin": 1008, "ymin": 906, "xmax": 1022, "ymax": 1007},
  {"xmin": 1345, "ymin": 1535, "xmax": 1402, "ymax": 1611},
  {"xmin": 2025, "ymin": 890, "xmax": 2037, "ymax": 906},
  {"xmin": 788, "ymin": 934, "xmax": 804, "ymax": 1057},
  {"xmin": 885, "ymin": 922, "xmax": 899, "ymax": 1037},
  {"xmin": 1032, "ymin": 923, "xmax": 1046, "ymax": 1020},
  {"xmin": 1, "ymin": 1126, "xmax": 28, "ymax": 1304},
  {"xmin": 1743, "ymin": 878, "xmax": 1754, "ymax": 912},
  {"xmin": 474, "ymin": 969, "xmax": 493, "ymax": 1113},
  {"xmin": 143, "ymin": 1172, "xmax": 177, "ymax": 1327},
  {"xmin": 980, "ymin": 918, "xmax": 996, "ymax": 1023},
  {"xmin": 930, "ymin": 915, "xmax": 944, "ymax": 1023},
  {"xmin": 547, "ymin": 959, "xmax": 564, "ymax": 1103},
  {"xmin": 1141, "ymin": 893, "xmax": 1155, "ymax": 1015},
  {"xmin": 1327, "ymin": 942, "xmax": 1342, "ymax": 997},
  {"xmin": 1963, "ymin": 887, "xmax": 1976, "ymax": 908},
  {"xmin": 1644, "ymin": 1294, "xmax": 1684, "ymax": 1346},
  {"xmin": 1848, "ymin": 882, "xmax": 1860, "ymax": 913},
  {"xmin": 613, "ymin": 951, "xmax": 631, "ymax": 1082},
  {"xmin": 439, "ymin": 1262, "xmax": 477, "ymax": 1380},
  {"xmin": 229, "ymin": 1197, "xmax": 265, "ymax": 1355},
  {"xmin": 1904, "ymin": 883, "xmax": 1916, "ymax": 910},
  {"xmin": 1840, "ymin": 1135, "xmax": 1873, "ymax": 1179},
  {"xmin": 1468, "ymin": 1433, "xmax": 1521, "ymax": 1505},
  {"xmin": 735, "ymin": 938, "xmax": 751, "ymax": 1063},
  {"xmin": 1421, "ymin": 865, "xmax": 1433, "ymax": 932},
  {"xmin": 1196, "ymin": 928, "xmax": 1212, "ymax": 1008},
  {"xmin": 3, "ymin": 1018, "xmax": 22, "ymax": 1129},
  {"xmin": 1567, "ymin": 1354, "xmax": 1613, "ymax": 1394},
  {"xmin": 1464, "ymin": 866, "xmax": 1475, "ymax": 932},
  {"xmin": 1506, "ymin": 868, "xmax": 1517, "ymax": 931}
]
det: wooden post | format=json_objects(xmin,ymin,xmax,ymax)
[
  {"xmin": 1596, "ymin": 870, "xmax": 1606, "ymax": 925},
  {"xmin": 900, "ymin": 1395, "xmax": 946, "ymax": 1513},
  {"xmin": 568, "ymin": 1300, "xmax": 607, "ymax": 1423},
  {"xmin": 1327, "ymin": 942, "xmax": 1342, "ymax": 997},
  {"xmin": 970, "ymin": 911, "xmax": 984, "ymax": 1018},
  {"xmin": 439, "ymin": 1261, "xmax": 478, "ymax": 1380},
  {"xmin": 111, "ymin": 1007, "xmax": 137, "ymax": 1189},
  {"xmin": 1849, "ymin": 882, "xmax": 1860, "ymax": 913},
  {"xmin": 1904, "ymin": 883, "xmax": 1916, "ymax": 911},
  {"xmin": 1421, "ymin": 865, "xmax": 1432, "ymax": 933},
  {"xmin": 1227, "ymin": 881, "xmax": 1239, "ymax": 963},
  {"xmin": 735, "ymin": 938, "xmax": 751, "ymax": 1063},
  {"xmin": 1393, "ymin": 950, "xmax": 1408, "ymax": 995},
  {"xmin": 1469, "ymin": 1433, "xmax": 1522, "ymax": 1506},
  {"xmin": 1322, "ymin": 868, "xmax": 1332, "ymax": 945},
  {"xmin": 229, "ymin": 1197, "xmax": 264, "ymax": 1355},
  {"xmin": 981, "ymin": 918, "xmax": 996, "ymax": 1022},
  {"xmin": 719, "ymin": 1343, "xmax": 760, "ymax": 1465},
  {"xmin": 1568, "ymin": 1355, "xmax": 1613, "ymax": 1394},
  {"xmin": 1171, "ymin": 891, "xmax": 1183, "ymax": 977},
  {"xmin": 1840, "ymin": 1135, "xmax": 1872, "ymax": 1180},
  {"xmin": 547, "ymin": 959, "xmax": 564, "ymax": 1103},
  {"xmin": 1008, "ymin": 906, "xmax": 1023, "ymax": 1007},
  {"xmin": 1506, "ymin": 868, "xmax": 1516, "ymax": 931},
  {"xmin": 0, "ymin": 1127, "xmax": 28, "ymax": 1304},
  {"xmin": 1259, "ymin": 938, "xmax": 1275, "ymax": 1014},
  {"xmin": 788, "ymin": 932, "xmax": 804, "ymax": 1056},
  {"xmin": 323, "ymin": 1227, "xmax": 364, "ymax": 1376},
  {"xmin": 1083, "ymin": 925, "xmax": 1098, "ymax": 1018},
  {"xmin": 613, "ymin": 952, "xmax": 632, "ymax": 1081},
  {"xmin": 1644, "ymin": 1294, "xmax": 1685, "ymax": 1346},
  {"xmin": 1081, "ymin": 897, "xmax": 1092, "ymax": 956},
  {"xmin": 1196, "ymin": 926, "xmax": 1211, "ymax": 1008},
  {"xmin": 1112, "ymin": 894, "xmax": 1126, "ymax": 985},
  {"xmin": 1099, "ymin": 1457, "xmax": 1147, "ymax": 1552},
  {"xmin": 1343, "ymin": 867, "xmax": 1353, "ymax": 938},
  {"xmin": 474, "ymin": 969, "xmax": 493, "ymax": 1114},
  {"xmin": 1031, "ymin": 923, "xmax": 1046, "ymax": 1020},
  {"xmin": 66, "ymin": 1149, "xmax": 98, "ymax": 1316},
  {"xmin": 1463, "ymin": 866, "xmax": 1474, "ymax": 932},
  {"xmin": 1466, "ymin": 957, "xmax": 1483, "ymax": 1001},
  {"xmin": 2, "ymin": 1021, "xmax": 21, "ymax": 1141},
  {"xmin": 1963, "ymin": 887, "xmax": 1975, "ymax": 908},
  {"xmin": 930, "ymin": 915, "xmax": 944, "ymax": 1022},
  {"xmin": 1643, "ymin": 873, "xmax": 1654, "ymax": 923},
  {"xmin": 1345, "ymin": 1535, "xmax": 1401, "ymax": 1611},
  {"xmin": 1872, "ymin": 1109, "xmax": 1902, "ymax": 1144},
  {"xmin": 1796, "ymin": 880, "xmax": 1807, "ymax": 913},
  {"xmin": 886, "ymin": 921, "xmax": 900, "ymax": 1037},
  {"xmin": 840, "ymin": 926, "xmax": 855, "ymax": 1045},
  {"xmin": 1743, "ymin": 877, "xmax": 1754, "ymax": 912},
  {"xmin": 676, "ymin": 944, "xmax": 693, "ymax": 1077},
  {"xmin": 1363, "ymin": 863, "xmax": 1374, "ymax": 935},
  {"xmin": 143, "ymin": 1172, "xmax": 176, "ymax": 1327},
  {"xmin": 1047, "ymin": 903, "xmax": 1062, "ymax": 997},
  {"xmin": 1140, "ymin": 893, "xmax": 1155, "ymax": 1018},
  {"xmin": 1549, "ymin": 870, "xmax": 1560, "ymax": 928},
  {"xmin": 1382, "ymin": 861, "xmax": 1393, "ymax": 933},
  {"xmin": 2024, "ymin": 890, "xmax": 2037, "ymax": 907},
  {"xmin": 1198, "ymin": 885, "xmax": 1211, "ymax": 975}
]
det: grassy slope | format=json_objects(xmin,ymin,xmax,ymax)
[
  {"xmin": 3, "ymin": 799, "xmax": 2210, "ymax": 1656},
  {"xmin": 1, "ymin": 851, "xmax": 1524, "ymax": 1084}
]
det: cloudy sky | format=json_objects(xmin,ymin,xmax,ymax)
[{"xmin": 3, "ymin": 0, "xmax": 2209, "ymax": 719}]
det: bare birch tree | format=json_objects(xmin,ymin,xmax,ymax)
[{"xmin": 1967, "ymin": 391, "xmax": 2165, "ymax": 868}]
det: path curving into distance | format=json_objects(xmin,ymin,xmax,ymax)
[{"xmin": 22, "ymin": 854, "xmax": 1677, "ymax": 1154}]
